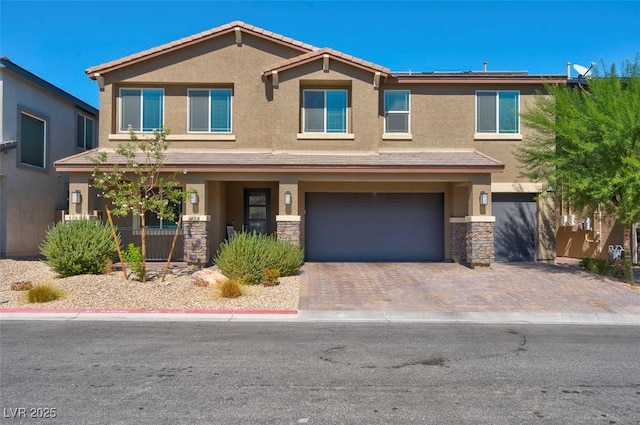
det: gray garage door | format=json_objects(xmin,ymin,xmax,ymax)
[
  {"xmin": 305, "ymin": 192, "xmax": 444, "ymax": 262},
  {"xmin": 493, "ymin": 193, "xmax": 537, "ymax": 262}
]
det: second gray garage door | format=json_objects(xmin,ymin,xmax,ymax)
[
  {"xmin": 493, "ymin": 193, "xmax": 537, "ymax": 262},
  {"xmin": 305, "ymin": 192, "xmax": 444, "ymax": 262}
]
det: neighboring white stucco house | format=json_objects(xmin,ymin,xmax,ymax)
[{"xmin": 0, "ymin": 57, "xmax": 98, "ymax": 257}]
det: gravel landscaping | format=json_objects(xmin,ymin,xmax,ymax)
[{"xmin": 0, "ymin": 259, "xmax": 299, "ymax": 311}]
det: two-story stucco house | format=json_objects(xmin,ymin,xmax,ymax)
[
  {"xmin": 55, "ymin": 21, "xmax": 569, "ymax": 266},
  {"xmin": 0, "ymin": 58, "xmax": 98, "ymax": 257}
]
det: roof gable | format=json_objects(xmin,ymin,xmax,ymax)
[
  {"xmin": 86, "ymin": 21, "xmax": 317, "ymax": 77},
  {"xmin": 262, "ymin": 47, "xmax": 390, "ymax": 77}
]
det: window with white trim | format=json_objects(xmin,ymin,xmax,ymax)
[
  {"xmin": 19, "ymin": 111, "xmax": 46, "ymax": 169},
  {"xmin": 143, "ymin": 187, "xmax": 183, "ymax": 229},
  {"xmin": 77, "ymin": 114, "xmax": 95, "ymax": 150},
  {"xmin": 384, "ymin": 90, "xmax": 410, "ymax": 133},
  {"xmin": 476, "ymin": 91, "xmax": 519, "ymax": 134},
  {"xmin": 188, "ymin": 89, "xmax": 232, "ymax": 133},
  {"xmin": 303, "ymin": 89, "xmax": 347, "ymax": 133},
  {"xmin": 120, "ymin": 88, "xmax": 164, "ymax": 132}
]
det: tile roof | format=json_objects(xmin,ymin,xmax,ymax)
[
  {"xmin": 262, "ymin": 47, "xmax": 391, "ymax": 77},
  {"xmin": 86, "ymin": 21, "xmax": 317, "ymax": 76},
  {"xmin": 55, "ymin": 150, "xmax": 504, "ymax": 173}
]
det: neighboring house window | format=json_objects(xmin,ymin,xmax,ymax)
[
  {"xmin": 476, "ymin": 91, "xmax": 519, "ymax": 134},
  {"xmin": 19, "ymin": 111, "xmax": 46, "ymax": 169},
  {"xmin": 303, "ymin": 89, "xmax": 347, "ymax": 133},
  {"xmin": 188, "ymin": 89, "xmax": 232, "ymax": 132},
  {"xmin": 120, "ymin": 88, "xmax": 164, "ymax": 132},
  {"xmin": 384, "ymin": 90, "xmax": 410, "ymax": 133},
  {"xmin": 77, "ymin": 114, "xmax": 95, "ymax": 150}
]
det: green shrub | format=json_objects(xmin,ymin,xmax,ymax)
[
  {"xmin": 40, "ymin": 219, "xmax": 117, "ymax": 277},
  {"xmin": 213, "ymin": 232, "xmax": 304, "ymax": 284},
  {"xmin": 122, "ymin": 243, "xmax": 144, "ymax": 281},
  {"xmin": 219, "ymin": 279, "xmax": 242, "ymax": 298},
  {"xmin": 27, "ymin": 283, "xmax": 64, "ymax": 303},
  {"xmin": 579, "ymin": 257, "xmax": 612, "ymax": 276}
]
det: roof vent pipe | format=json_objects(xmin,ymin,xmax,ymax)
[
  {"xmin": 566, "ymin": 61, "xmax": 571, "ymax": 79},
  {"xmin": 483, "ymin": 61, "xmax": 487, "ymax": 72}
]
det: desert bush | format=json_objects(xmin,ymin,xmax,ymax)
[
  {"xmin": 579, "ymin": 257, "xmax": 611, "ymax": 275},
  {"xmin": 40, "ymin": 219, "xmax": 118, "ymax": 277},
  {"xmin": 27, "ymin": 283, "xmax": 64, "ymax": 303},
  {"xmin": 213, "ymin": 232, "xmax": 303, "ymax": 284},
  {"xmin": 122, "ymin": 243, "xmax": 144, "ymax": 281},
  {"xmin": 11, "ymin": 281, "xmax": 33, "ymax": 291},
  {"xmin": 218, "ymin": 279, "xmax": 242, "ymax": 298}
]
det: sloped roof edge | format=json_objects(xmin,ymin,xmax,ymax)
[
  {"xmin": 262, "ymin": 47, "xmax": 391, "ymax": 77},
  {"xmin": 1, "ymin": 57, "xmax": 98, "ymax": 115},
  {"xmin": 86, "ymin": 21, "xmax": 317, "ymax": 77}
]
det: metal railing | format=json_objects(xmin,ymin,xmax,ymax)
[{"xmin": 116, "ymin": 226, "xmax": 184, "ymax": 261}]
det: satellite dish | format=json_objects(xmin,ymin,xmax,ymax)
[{"xmin": 573, "ymin": 63, "xmax": 595, "ymax": 77}]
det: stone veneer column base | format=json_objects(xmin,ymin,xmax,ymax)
[
  {"xmin": 465, "ymin": 216, "xmax": 495, "ymax": 268},
  {"xmin": 183, "ymin": 215, "xmax": 210, "ymax": 265},
  {"xmin": 449, "ymin": 218, "xmax": 467, "ymax": 264},
  {"xmin": 276, "ymin": 215, "xmax": 301, "ymax": 245}
]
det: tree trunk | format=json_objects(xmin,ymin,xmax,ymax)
[
  {"xmin": 622, "ymin": 224, "xmax": 635, "ymax": 285},
  {"xmin": 141, "ymin": 214, "xmax": 147, "ymax": 283}
]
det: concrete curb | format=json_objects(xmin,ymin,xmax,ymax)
[{"xmin": 1, "ymin": 309, "xmax": 639, "ymax": 325}]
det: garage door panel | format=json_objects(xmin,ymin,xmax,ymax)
[
  {"xmin": 305, "ymin": 193, "xmax": 444, "ymax": 262},
  {"xmin": 493, "ymin": 193, "xmax": 537, "ymax": 262}
]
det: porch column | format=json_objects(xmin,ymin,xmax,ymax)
[
  {"xmin": 183, "ymin": 215, "xmax": 210, "ymax": 265},
  {"xmin": 449, "ymin": 217, "xmax": 467, "ymax": 263},
  {"xmin": 276, "ymin": 180, "xmax": 300, "ymax": 245},
  {"xmin": 182, "ymin": 181, "xmax": 209, "ymax": 265},
  {"xmin": 65, "ymin": 176, "xmax": 97, "ymax": 221},
  {"xmin": 465, "ymin": 216, "xmax": 495, "ymax": 268}
]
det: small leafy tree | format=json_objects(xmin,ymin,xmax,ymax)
[
  {"xmin": 517, "ymin": 56, "xmax": 640, "ymax": 284},
  {"xmin": 91, "ymin": 128, "xmax": 183, "ymax": 282}
]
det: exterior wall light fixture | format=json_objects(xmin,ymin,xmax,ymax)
[
  {"xmin": 190, "ymin": 190, "xmax": 199, "ymax": 205},
  {"xmin": 71, "ymin": 190, "xmax": 82, "ymax": 205},
  {"xmin": 479, "ymin": 191, "xmax": 489, "ymax": 206},
  {"xmin": 284, "ymin": 191, "xmax": 292, "ymax": 206}
]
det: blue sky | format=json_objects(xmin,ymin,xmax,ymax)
[{"xmin": 2, "ymin": 0, "xmax": 638, "ymax": 108}]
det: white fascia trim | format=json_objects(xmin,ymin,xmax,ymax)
[
  {"xmin": 276, "ymin": 215, "xmax": 301, "ymax": 222},
  {"xmin": 465, "ymin": 216, "xmax": 496, "ymax": 223}
]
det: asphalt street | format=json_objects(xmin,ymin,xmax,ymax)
[{"xmin": 1, "ymin": 322, "xmax": 639, "ymax": 425}]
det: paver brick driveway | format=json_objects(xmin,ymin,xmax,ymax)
[{"xmin": 299, "ymin": 262, "xmax": 640, "ymax": 313}]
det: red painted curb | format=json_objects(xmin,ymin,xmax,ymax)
[{"xmin": 0, "ymin": 308, "xmax": 298, "ymax": 315}]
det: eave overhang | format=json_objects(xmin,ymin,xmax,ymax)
[
  {"xmin": 86, "ymin": 21, "xmax": 316, "ymax": 77},
  {"xmin": 55, "ymin": 150, "xmax": 504, "ymax": 175}
]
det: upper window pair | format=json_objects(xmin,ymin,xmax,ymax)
[
  {"xmin": 119, "ymin": 88, "xmax": 232, "ymax": 133},
  {"xmin": 476, "ymin": 91, "xmax": 519, "ymax": 134}
]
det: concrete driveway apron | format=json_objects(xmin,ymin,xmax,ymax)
[{"xmin": 299, "ymin": 262, "xmax": 640, "ymax": 314}]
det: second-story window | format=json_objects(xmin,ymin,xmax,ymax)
[
  {"xmin": 188, "ymin": 89, "xmax": 232, "ymax": 133},
  {"xmin": 476, "ymin": 91, "xmax": 519, "ymax": 134},
  {"xmin": 77, "ymin": 114, "xmax": 95, "ymax": 150},
  {"xmin": 303, "ymin": 89, "xmax": 347, "ymax": 133},
  {"xmin": 384, "ymin": 90, "xmax": 410, "ymax": 133},
  {"xmin": 19, "ymin": 111, "xmax": 47, "ymax": 169},
  {"xmin": 120, "ymin": 88, "xmax": 164, "ymax": 132}
]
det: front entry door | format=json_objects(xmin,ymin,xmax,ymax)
[{"xmin": 245, "ymin": 189, "xmax": 270, "ymax": 234}]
